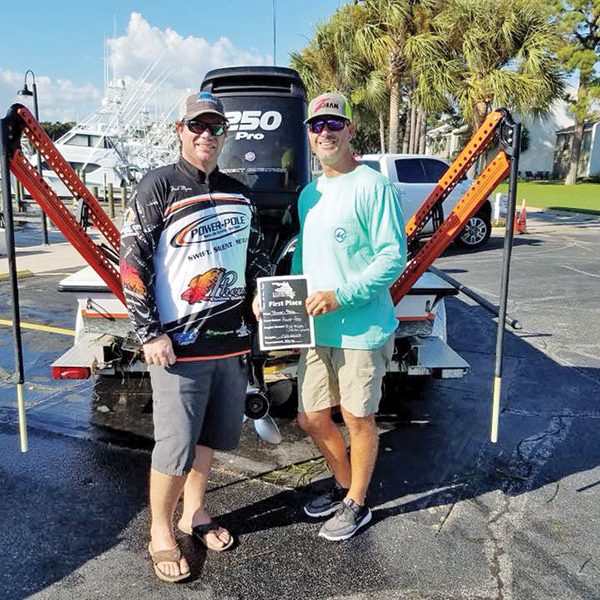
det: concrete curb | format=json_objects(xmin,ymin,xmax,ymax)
[{"xmin": 0, "ymin": 270, "xmax": 34, "ymax": 282}]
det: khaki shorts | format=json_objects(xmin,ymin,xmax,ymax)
[{"xmin": 297, "ymin": 337, "xmax": 394, "ymax": 417}]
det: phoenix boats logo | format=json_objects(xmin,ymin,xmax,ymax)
[
  {"xmin": 180, "ymin": 268, "xmax": 245, "ymax": 304},
  {"xmin": 171, "ymin": 211, "xmax": 248, "ymax": 246}
]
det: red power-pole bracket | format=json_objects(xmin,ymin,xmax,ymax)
[
  {"xmin": 3, "ymin": 103, "xmax": 124, "ymax": 303},
  {"xmin": 392, "ymin": 109, "xmax": 518, "ymax": 304}
]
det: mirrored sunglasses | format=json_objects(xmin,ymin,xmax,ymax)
[
  {"xmin": 184, "ymin": 120, "xmax": 227, "ymax": 136},
  {"xmin": 307, "ymin": 118, "xmax": 348, "ymax": 134}
]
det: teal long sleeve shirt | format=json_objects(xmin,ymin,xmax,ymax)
[{"xmin": 291, "ymin": 165, "xmax": 406, "ymax": 349}]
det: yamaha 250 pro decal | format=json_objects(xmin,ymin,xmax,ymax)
[{"xmin": 225, "ymin": 110, "xmax": 283, "ymax": 141}]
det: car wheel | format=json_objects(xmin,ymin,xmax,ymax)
[{"xmin": 455, "ymin": 212, "xmax": 491, "ymax": 249}]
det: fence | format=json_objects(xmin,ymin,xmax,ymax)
[{"xmin": 0, "ymin": 172, "xmax": 133, "ymax": 221}]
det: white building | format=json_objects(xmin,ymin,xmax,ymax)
[
  {"xmin": 519, "ymin": 101, "xmax": 573, "ymax": 178},
  {"xmin": 426, "ymin": 101, "xmax": 574, "ymax": 179},
  {"xmin": 553, "ymin": 121, "xmax": 600, "ymax": 179}
]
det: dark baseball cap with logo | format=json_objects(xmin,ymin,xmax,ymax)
[
  {"xmin": 181, "ymin": 91, "xmax": 227, "ymax": 121},
  {"xmin": 304, "ymin": 92, "xmax": 353, "ymax": 123}
]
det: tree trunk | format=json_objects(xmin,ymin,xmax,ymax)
[
  {"xmin": 565, "ymin": 118, "xmax": 585, "ymax": 185},
  {"xmin": 388, "ymin": 79, "xmax": 400, "ymax": 153},
  {"xmin": 419, "ymin": 108, "xmax": 427, "ymax": 154},
  {"xmin": 468, "ymin": 100, "xmax": 489, "ymax": 177},
  {"xmin": 409, "ymin": 96, "xmax": 418, "ymax": 153},
  {"xmin": 474, "ymin": 100, "xmax": 488, "ymax": 130},
  {"xmin": 379, "ymin": 113, "xmax": 386, "ymax": 154},
  {"xmin": 414, "ymin": 108, "xmax": 422, "ymax": 154},
  {"xmin": 402, "ymin": 104, "xmax": 410, "ymax": 153}
]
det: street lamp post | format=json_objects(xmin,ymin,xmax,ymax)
[{"xmin": 17, "ymin": 70, "xmax": 50, "ymax": 245}]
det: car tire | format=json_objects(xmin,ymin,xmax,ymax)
[{"xmin": 455, "ymin": 211, "xmax": 492, "ymax": 249}]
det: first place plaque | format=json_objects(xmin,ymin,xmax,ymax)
[{"xmin": 257, "ymin": 275, "xmax": 315, "ymax": 351}]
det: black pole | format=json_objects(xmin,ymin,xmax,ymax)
[
  {"xmin": 428, "ymin": 266, "xmax": 522, "ymax": 330},
  {"xmin": 0, "ymin": 116, "xmax": 28, "ymax": 451},
  {"xmin": 490, "ymin": 115, "xmax": 521, "ymax": 443},
  {"xmin": 32, "ymin": 81, "xmax": 49, "ymax": 245},
  {"xmin": 272, "ymin": 0, "xmax": 277, "ymax": 66}
]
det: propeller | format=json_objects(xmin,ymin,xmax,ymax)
[
  {"xmin": 243, "ymin": 388, "xmax": 282, "ymax": 444},
  {"xmin": 253, "ymin": 414, "xmax": 282, "ymax": 444},
  {"xmin": 242, "ymin": 359, "xmax": 282, "ymax": 444}
]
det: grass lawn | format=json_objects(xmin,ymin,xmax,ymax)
[{"xmin": 495, "ymin": 181, "xmax": 600, "ymax": 215}]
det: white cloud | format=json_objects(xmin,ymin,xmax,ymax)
[
  {"xmin": 108, "ymin": 12, "xmax": 269, "ymax": 89},
  {"xmin": 103, "ymin": 13, "xmax": 270, "ymax": 120},
  {"xmin": 0, "ymin": 69, "xmax": 101, "ymax": 122},
  {"xmin": 0, "ymin": 12, "xmax": 270, "ymax": 124}
]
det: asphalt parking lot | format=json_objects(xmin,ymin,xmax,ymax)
[{"xmin": 0, "ymin": 209, "xmax": 599, "ymax": 599}]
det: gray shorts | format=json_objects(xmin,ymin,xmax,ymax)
[{"xmin": 149, "ymin": 356, "xmax": 248, "ymax": 476}]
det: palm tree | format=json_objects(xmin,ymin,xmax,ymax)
[
  {"xmin": 292, "ymin": 0, "xmax": 563, "ymax": 158},
  {"xmin": 290, "ymin": 22, "xmax": 345, "ymax": 95},
  {"xmin": 354, "ymin": 0, "xmax": 444, "ymax": 152},
  {"xmin": 432, "ymin": 0, "xmax": 565, "ymax": 130},
  {"xmin": 291, "ymin": 3, "xmax": 389, "ymax": 152},
  {"xmin": 292, "ymin": 1, "xmax": 446, "ymax": 153}
]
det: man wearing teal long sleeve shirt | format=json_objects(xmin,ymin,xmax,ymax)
[{"xmin": 291, "ymin": 92, "xmax": 407, "ymax": 541}]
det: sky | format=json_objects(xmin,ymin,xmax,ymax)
[{"xmin": 0, "ymin": 0, "xmax": 346, "ymax": 122}]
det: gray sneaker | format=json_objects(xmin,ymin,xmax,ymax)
[
  {"xmin": 318, "ymin": 498, "xmax": 372, "ymax": 541},
  {"xmin": 304, "ymin": 481, "xmax": 348, "ymax": 518}
]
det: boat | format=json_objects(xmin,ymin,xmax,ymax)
[{"xmin": 35, "ymin": 58, "xmax": 181, "ymax": 197}]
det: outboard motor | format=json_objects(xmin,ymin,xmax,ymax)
[
  {"xmin": 201, "ymin": 67, "xmax": 308, "ymax": 444},
  {"xmin": 201, "ymin": 66, "xmax": 309, "ymax": 272}
]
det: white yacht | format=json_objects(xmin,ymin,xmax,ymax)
[
  {"xmin": 44, "ymin": 124, "xmax": 135, "ymax": 194},
  {"xmin": 39, "ymin": 75, "xmax": 179, "ymax": 197}
]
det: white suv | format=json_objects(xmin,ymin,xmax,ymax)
[{"xmin": 357, "ymin": 154, "xmax": 492, "ymax": 249}]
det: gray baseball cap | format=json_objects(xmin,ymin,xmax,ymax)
[
  {"xmin": 305, "ymin": 92, "xmax": 353, "ymax": 123},
  {"xmin": 181, "ymin": 92, "xmax": 226, "ymax": 121}
]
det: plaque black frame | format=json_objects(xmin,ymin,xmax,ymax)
[{"xmin": 257, "ymin": 275, "xmax": 315, "ymax": 351}]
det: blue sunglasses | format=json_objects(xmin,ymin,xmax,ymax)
[{"xmin": 308, "ymin": 118, "xmax": 348, "ymax": 134}]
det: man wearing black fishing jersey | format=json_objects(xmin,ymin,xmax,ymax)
[{"xmin": 120, "ymin": 91, "xmax": 271, "ymax": 583}]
